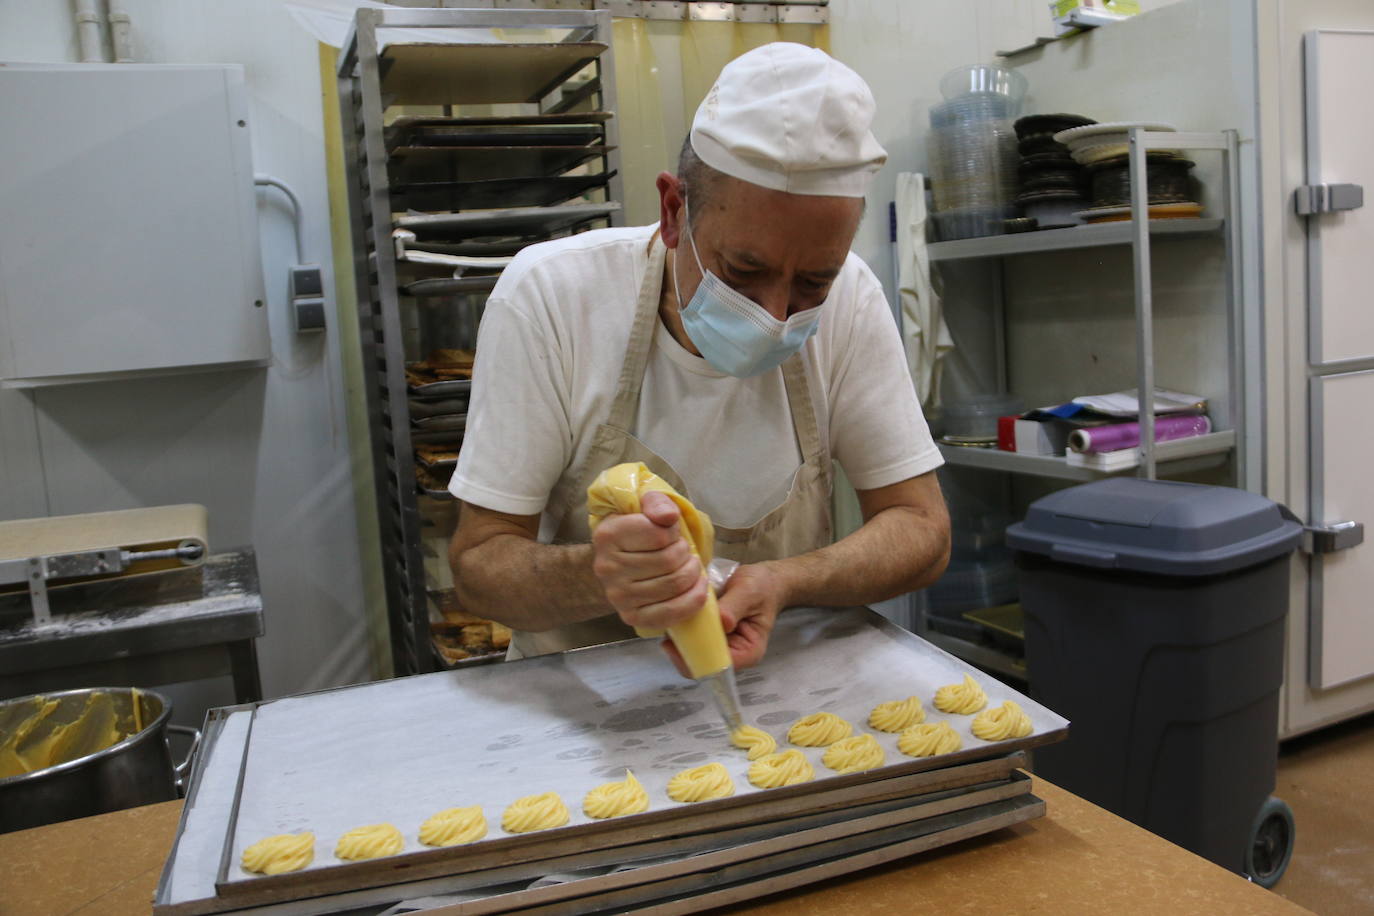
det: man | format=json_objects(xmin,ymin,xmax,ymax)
[{"xmin": 448, "ymin": 43, "xmax": 950, "ymax": 674}]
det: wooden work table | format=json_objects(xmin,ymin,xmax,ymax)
[{"xmin": 0, "ymin": 776, "xmax": 1308, "ymax": 915}]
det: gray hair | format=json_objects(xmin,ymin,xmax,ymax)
[{"xmin": 677, "ymin": 136, "xmax": 727, "ymax": 226}]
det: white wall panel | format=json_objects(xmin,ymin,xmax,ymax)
[{"xmin": 0, "ymin": 0, "xmax": 374, "ymax": 705}]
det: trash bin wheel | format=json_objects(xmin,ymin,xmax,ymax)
[{"xmin": 1245, "ymin": 796, "xmax": 1294, "ymax": 888}]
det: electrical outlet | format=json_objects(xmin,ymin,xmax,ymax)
[{"xmin": 289, "ymin": 264, "xmax": 326, "ymax": 333}]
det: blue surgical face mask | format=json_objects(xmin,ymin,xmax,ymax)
[{"xmin": 671, "ymin": 202, "xmax": 822, "ymax": 378}]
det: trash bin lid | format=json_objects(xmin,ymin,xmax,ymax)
[{"xmin": 1005, "ymin": 478, "xmax": 1302, "ymax": 576}]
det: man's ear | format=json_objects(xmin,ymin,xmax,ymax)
[{"xmin": 656, "ymin": 171, "xmax": 686, "ymax": 249}]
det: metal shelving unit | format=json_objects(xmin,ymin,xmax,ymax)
[
  {"xmin": 929, "ymin": 129, "xmax": 1248, "ymax": 484},
  {"xmin": 928, "ymin": 217, "xmax": 1224, "ymax": 262},
  {"xmin": 918, "ymin": 129, "xmax": 1249, "ymax": 672},
  {"xmin": 937, "ymin": 429, "xmax": 1237, "ymax": 481},
  {"xmin": 338, "ymin": 7, "xmax": 623, "ymax": 675}
]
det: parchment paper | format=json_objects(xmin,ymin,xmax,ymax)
[{"xmin": 222, "ymin": 607, "xmax": 1066, "ymax": 885}]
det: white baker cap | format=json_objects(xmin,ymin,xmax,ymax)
[{"xmin": 689, "ymin": 42, "xmax": 887, "ymax": 198}]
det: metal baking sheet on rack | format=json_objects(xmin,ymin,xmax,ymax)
[
  {"xmin": 389, "ymin": 145, "xmax": 612, "ymax": 182},
  {"xmin": 412, "ymin": 414, "xmax": 466, "ymax": 432},
  {"xmin": 379, "ymin": 42, "xmax": 608, "ymax": 106},
  {"xmin": 216, "ymin": 607, "xmax": 1066, "ymax": 893},
  {"xmin": 393, "ymin": 172, "xmax": 615, "ymax": 211},
  {"xmin": 404, "ymin": 276, "xmax": 500, "ymax": 299},
  {"xmin": 385, "ymin": 111, "xmax": 612, "ymax": 147},
  {"xmin": 408, "ymin": 378, "xmax": 472, "ymax": 398},
  {"xmin": 396, "ymin": 202, "xmax": 620, "ymax": 240}
]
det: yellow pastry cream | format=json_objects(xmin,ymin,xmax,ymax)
[
  {"xmin": 502, "ymin": 792, "xmax": 570, "ymax": 833},
  {"xmin": 971, "ymin": 700, "xmax": 1034, "ymax": 741},
  {"xmin": 666, "ymin": 762, "xmax": 735, "ymax": 802},
  {"xmin": 868, "ymin": 697, "xmax": 926, "ymax": 732},
  {"xmin": 586, "ymin": 462, "xmax": 730, "ymax": 679},
  {"xmin": 730, "ymin": 724, "xmax": 777, "ymax": 761},
  {"xmin": 334, "ymin": 823, "xmax": 404, "ymax": 860},
  {"xmin": 582, "ymin": 769, "xmax": 650, "ymax": 819},
  {"xmin": 787, "ymin": 712, "xmax": 853, "ymax": 747},
  {"xmin": 242, "ymin": 832, "xmax": 315, "ymax": 875},
  {"xmin": 0, "ymin": 692, "xmax": 127, "ymax": 779},
  {"xmin": 933, "ymin": 674, "xmax": 988, "ymax": 715},
  {"xmin": 419, "ymin": 806, "xmax": 487, "ymax": 847},
  {"xmin": 748, "ymin": 749, "xmax": 815, "ymax": 788},
  {"xmin": 897, "ymin": 721, "xmax": 963, "ymax": 758},
  {"xmin": 821, "ymin": 734, "xmax": 886, "ymax": 773}
]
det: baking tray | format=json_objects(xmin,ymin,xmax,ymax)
[
  {"xmin": 379, "ymin": 43, "xmax": 607, "ymax": 107},
  {"xmin": 389, "ymin": 146, "xmax": 613, "ymax": 183},
  {"xmin": 408, "ymin": 378, "xmax": 472, "ymax": 399},
  {"xmin": 156, "ymin": 712, "xmax": 1030, "ymax": 915},
  {"xmin": 410, "ymin": 398, "xmax": 468, "ymax": 421},
  {"xmin": 412, "ymin": 414, "xmax": 467, "ymax": 432},
  {"xmin": 395, "ymin": 203, "xmax": 619, "ymax": 241},
  {"xmin": 202, "ymin": 609, "xmax": 1064, "ymax": 900},
  {"xmin": 385, "ymin": 111, "xmax": 612, "ymax": 146},
  {"xmin": 392, "ymin": 172, "xmax": 615, "ymax": 212}
]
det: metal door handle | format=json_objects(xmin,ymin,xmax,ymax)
[
  {"xmin": 1295, "ymin": 183, "xmax": 1364, "ymax": 215},
  {"xmin": 1304, "ymin": 521, "xmax": 1364, "ymax": 554}
]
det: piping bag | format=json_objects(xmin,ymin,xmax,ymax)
[{"xmin": 587, "ymin": 462, "xmax": 744, "ymax": 734}]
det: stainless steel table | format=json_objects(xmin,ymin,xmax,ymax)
[{"xmin": 0, "ymin": 549, "xmax": 264, "ymax": 703}]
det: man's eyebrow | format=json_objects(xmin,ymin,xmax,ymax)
[
  {"xmin": 722, "ymin": 248, "xmax": 768, "ymax": 268},
  {"xmin": 722, "ymin": 248, "xmax": 842, "ymax": 280}
]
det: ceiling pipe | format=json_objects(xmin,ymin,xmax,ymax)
[
  {"xmin": 73, "ymin": 0, "xmax": 106, "ymax": 63},
  {"xmin": 109, "ymin": 2, "xmax": 134, "ymax": 63}
]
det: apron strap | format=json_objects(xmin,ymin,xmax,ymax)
[
  {"xmin": 780, "ymin": 352, "xmax": 827, "ymax": 468},
  {"xmin": 604, "ymin": 238, "xmax": 668, "ymax": 432}
]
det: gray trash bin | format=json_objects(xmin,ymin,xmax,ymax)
[{"xmin": 1006, "ymin": 478, "xmax": 1302, "ymax": 886}]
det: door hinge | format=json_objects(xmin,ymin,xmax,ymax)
[
  {"xmin": 1294, "ymin": 183, "xmax": 1364, "ymax": 216},
  {"xmin": 1304, "ymin": 520, "xmax": 1364, "ymax": 554}
]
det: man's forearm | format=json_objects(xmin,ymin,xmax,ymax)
[
  {"xmin": 452, "ymin": 535, "xmax": 613, "ymax": 631},
  {"xmin": 762, "ymin": 505, "xmax": 949, "ymax": 610}
]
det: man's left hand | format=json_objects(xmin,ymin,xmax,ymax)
[{"xmin": 662, "ymin": 563, "xmax": 787, "ymax": 677}]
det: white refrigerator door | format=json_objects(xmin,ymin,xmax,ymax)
[
  {"xmin": 1304, "ymin": 29, "xmax": 1374, "ymax": 689},
  {"xmin": 1304, "ymin": 30, "xmax": 1374, "ymax": 366},
  {"xmin": 1309, "ymin": 370, "xmax": 1374, "ymax": 688}
]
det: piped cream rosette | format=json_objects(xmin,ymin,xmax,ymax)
[
  {"xmin": 787, "ymin": 712, "xmax": 853, "ymax": 746},
  {"xmin": 821, "ymin": 734, "xmax": 885, "ymax": 773},
  {"xmin": 583, "ymin": 770, "xmax": 650, "ymax": 819},
  {"xmin": 971, "ymin": 700, "xmax": 1033, "ymax": 741},
  {"xmin": 747, "ymin": 749, "xmax": 815, "ymax": 788},
  {"xmin": 242, "ymin": 832, "xmax": 314, "ymax": 874},
  {"xmin": 667, "ymin": 762, "xmax": 735, "ymax": 802},
  {"xmin": 502, "ymin": 792, "xmax": 570, "ymax": 833}
]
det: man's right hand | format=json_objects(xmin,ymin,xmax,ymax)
[{"xmin": 590, "ymin": 491, "xmax": 708, "ymax": 632}]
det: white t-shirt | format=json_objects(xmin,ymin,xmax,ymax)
[{"xmin": 448, "ymin": 224, "xmax": 942, "ymax": 539}]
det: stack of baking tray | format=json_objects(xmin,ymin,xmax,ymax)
[
  {"xmin": 391, "ymin": 110, "xmax": 622, "ymax": 504},
  {"xmin": 153, "ymin": 608, "xmax": 1067, "ymax": 915}
]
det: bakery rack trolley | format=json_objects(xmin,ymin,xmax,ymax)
[{"xmin": 337, "ymin": 7, "xmax": 625, "ymax": 675}]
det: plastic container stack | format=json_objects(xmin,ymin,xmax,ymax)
[{"xmin": 927, "ymin": 65, "xmax": 1026, "ymax": 241}]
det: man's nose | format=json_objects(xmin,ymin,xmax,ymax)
[{"xmin": 753, "ymin": 281, "xmax": 791, "ymax": 322}]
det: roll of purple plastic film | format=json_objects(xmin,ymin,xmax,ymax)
[{"xmin": 1068, "ymin": 414, "xmax": 1212, "ymax": 453}]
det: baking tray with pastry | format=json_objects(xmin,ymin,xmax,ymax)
[
  {"xmin": 415, "ymin": 463, "xmax": 458, "ymax": 500},
  {"xmin": 150, "ymin": 607, "xmax": 1065, "ymax": 914}
]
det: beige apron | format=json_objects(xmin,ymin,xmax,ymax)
[{"xmin": 509, "ymin": 238, "xmax": 835, "ymax": 660}]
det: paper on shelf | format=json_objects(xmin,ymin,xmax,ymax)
[{"xmin": 1070, "ymin": 387, "xmax": 1207, "ymax": 418}]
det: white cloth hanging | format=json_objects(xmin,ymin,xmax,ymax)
[{"xmin": 895, "ymin": 171, "xmax": 954, "ymax": 409}]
